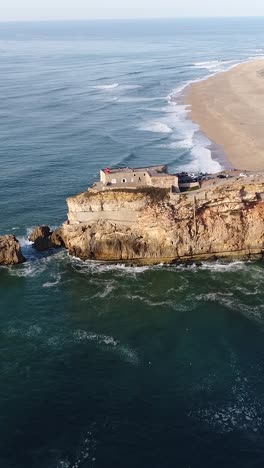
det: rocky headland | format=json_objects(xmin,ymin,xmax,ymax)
[
  {"xmin": 28, "ymin": 172, "xmax": 264, "ymax": 265},
  {"xmin": 3, "ymin": 172, "xmax": 264, "ymax": 266}
]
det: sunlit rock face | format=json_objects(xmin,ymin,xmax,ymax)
[
  {"xmin": 0, "ymin": 235, "xmax": 25, "ymax": 265},
  {"xmin": 57, "ymin": 176, "xmax": 264, "ymax": 264}
]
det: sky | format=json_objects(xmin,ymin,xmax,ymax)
[{"xmin": 1, "ymin": 0, "xmax": 264, "ymax": 22}]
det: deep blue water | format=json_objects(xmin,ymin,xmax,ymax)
[{"xmin": 1, "ymin": 18, "xmax": 264, "ymax": 468}]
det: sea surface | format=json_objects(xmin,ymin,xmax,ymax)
[{"xmin": 1, "ymin": 18, "xmax": 264, "ymax": 468}]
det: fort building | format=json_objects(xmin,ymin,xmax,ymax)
[{"xmin": 99, "ymin": 165, "xmax": 180, "ymax": 192}]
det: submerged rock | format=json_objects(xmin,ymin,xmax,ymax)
[
  {"xmin": 0, "ymin": 235, "xmax": 25, "ymax": 265},
  {"xmin": 29, "ymin": 225, "xmax": 64, "ymax": 251}
]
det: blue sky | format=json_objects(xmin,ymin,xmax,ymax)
[{"xmin": 1, "ymin": 0, "xmax": 264, "ymax": 21}]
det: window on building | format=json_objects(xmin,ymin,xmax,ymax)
[
  {"xmin": 122, "ymin": 178, "xmax": 127, "ymax": 183},
  {"xmin": 111, "ymin": 179, "xmax": 117, "ymax": 184}
]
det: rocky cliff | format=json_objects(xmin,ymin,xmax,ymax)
[{"xmin": 54, "ymin": 175, "xmax": 264, "ymax": 264}]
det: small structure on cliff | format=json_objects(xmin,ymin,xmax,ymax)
[{"xmin": 99, "ymin": 165, "xmax": 180, "ymax": 192}]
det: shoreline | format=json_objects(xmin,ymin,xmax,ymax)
[
  {"xmin": 174, "ymin": 80, "xmax": 233, "ymax": 172},
  {"xmin": 183, "ymin": 59, "xmax": 264, "ymax": 171}
]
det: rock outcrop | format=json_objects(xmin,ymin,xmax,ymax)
[
  {"xmin": 0, "ymin": 235, "xmax": 25, "ymax": 265},
  {"xmin": 55, "ymin": 175, "xmax": 264, "ymax": 264},
  {"xmin": 29, "ymin": 225, "xmax": 64, "ymax": 251}
]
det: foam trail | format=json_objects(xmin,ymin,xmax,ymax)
[
  {"xmin": 73, "ymin": 330, "xmax": 140, "ymax": 366},
  {"xmin": 140, "ymin": 122, "xmax": 173, "ymax": 133},
  {"xmin": 94, "ymin": 83, "xmax": 119, "ymax": 90},
  {"xmin": 192, "ymin": 59, "xmax": 237, "ymax": 73}
]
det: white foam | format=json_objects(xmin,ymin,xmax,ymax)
[
  {"xmin": 8, "ymin": 253, "xmax": 62, "ymax": 278},
  {"xmin": 199, "ymin": 260, "xmax": 248, "ymax": 272},
  {"xmin": 117, "ymin": 96, "xmax": 164, "ymax": 103},
  {"xmin": 70, "ymin": 256, "xmax": 151, "ymax": 275},
  {"xmin": 191, "ymin": 353, "xmax": 263, "ymax": 433},
  {"xmin": 43, "ymin": 274, "xmax": 61, "ymax": 288},
  {"xmin": 94, "ymin": 83, "xmax": 119, "ymax": 90},
  {"xmin": 9, "ymin": 261, "xmax": 46, "ymax": 277},
  {"xmin": 93, "ymin": 83, "xmax": 142, "ymax": 91},
  {"xmin": 120, "ymin": 84, "xmax": 142, "ymax": 90},
  {"xmin": 116, "ymin": 345, "xmax": 140, "ymax": 366},
  {"xmin": 192, "ymin": 59, "xmax": 237, "ymax": 73},
  {"xmin": 16, "ymin": 235, "xmax": 33, "ymax": 247},
  {"xmin": 160, "ymin": 81, "xmax": 223, "ymax": 173},
  {"xmin": 140, "ymin": 122, "xmax": 173, "ymax": 133},
  {"xmin": 91, "ymin": 282, "xmax": 116, "ymax": 298},
  {"xmin": 248, "ymin": 55, "xmax": 264, "ymax": 60},
  {"xmin": 73, "ymin": 330, "xmax": 118, "ymax": 346},
  {"xmin": 189, "ymin": 146, "xmax": 221, "ymax": 173},
  {"xmin": 162, "ymin": 56, "xmax": 264, "ymax": 174},
  {"xmin": 196, "ymin": 291, "xmax": 264, "ymax": 322},
  {"xmin": 25, "ymin": 325, "xmax": 42, "ymax": 338},
  {"xmin": 73, "ymin": 330, "xmax": 139, "ymax": 365},
  {"xmin": 5, "ymin": 324, "xmax": 42, "ymax": 339},
  {"xmin": 165, "ymin": 138, "xmax": 193, "ymax": 149},
  {"xmin": 56, "ymin": 425, "xmax": 97, "ymax": 468}
]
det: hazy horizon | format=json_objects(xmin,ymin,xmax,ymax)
[
  {"xmin": 1, "ymin": 15, "xmax": 264, "ymax": 23},
  {"xmin": 2, "ymin": 0, "xmax": 264, "ymax": 22}
]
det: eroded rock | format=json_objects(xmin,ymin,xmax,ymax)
[
  {"xmin": 29, "ymin": 225, "xmax": 64, "ymax": 251},
  {"xmin": 0, "ymin": 235, "xmax": 25, "ymax": 265}
]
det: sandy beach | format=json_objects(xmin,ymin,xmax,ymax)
[{"xmin": 185, "ymin": 59, "xmax": 264, "ymax": 171}]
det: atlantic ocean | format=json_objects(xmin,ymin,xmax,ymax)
[{"xmin": 1, "ymin": 18, "xmax": 264, "ymax": 468}]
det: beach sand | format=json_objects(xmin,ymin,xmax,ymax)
[{"xmin": 185, "ymin": 60, "xmax": 264, "ymax": 171}]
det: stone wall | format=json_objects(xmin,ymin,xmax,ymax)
[
  {"xmin": 151, "ymin": 175, "xmax": 178, "ymax": 189},
  {"xmin": 67, "ymin": 190, "xmax": 147, "ymax": 226},
  {"xmin": 100, "ymin": 169, "xmax": 150, "ymax": 186},
  {"xmin": 179, "ymin": 181, "xmax": 200, "ymax": 190}
]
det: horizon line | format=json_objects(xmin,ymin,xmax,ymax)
[{"xmin": 1, "ymin": 15, "xmax": 264, "ymax": 23}]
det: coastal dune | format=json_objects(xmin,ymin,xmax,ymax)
[{"xmin": 185, "ymin": 60, "xmax": 264, "ymax": 171}]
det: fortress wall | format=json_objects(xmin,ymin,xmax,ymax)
[
  {"xmin": 151, "ymin": 175, "xmax": 178, "ymax": 189},
  {"xmin": 103, "ymin": 170, "xmax": 149, "ymax": 185},
  {"xmin": 68, "ymin": 208, "xmax": 139, "ymax": 225}
]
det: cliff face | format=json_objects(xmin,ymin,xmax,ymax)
[{"xmin": 58, "ymin": 177, "xmax": 264, "ymax": 264}]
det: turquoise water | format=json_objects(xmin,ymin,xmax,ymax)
[{"xmin": 1, "ymin": 18, "xmax": 264, "ymax": 467}]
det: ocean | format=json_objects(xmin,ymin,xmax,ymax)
[{"xmin": 1, "ymin": 17, "xmax": 264, "ymax": 468}]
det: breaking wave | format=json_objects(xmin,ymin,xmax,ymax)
[
  {"xmin": 140, "ymin": 122, "xmax": 173, "ymax": 133},
  {"xmin": 192, "ymin": 59, "xmax": 237, "ymax": 73},
  {"xmin": 93, "ymin": 83, "xmax": 120, "ymax": 90}
]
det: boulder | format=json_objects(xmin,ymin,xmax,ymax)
[
  {"xmin": 0, "ymin": 235, "xmax": 25, "ymax": 265},
  {"xmin": 29, "ymin": 225, "xmax": 64, "ymax": 251},
  {"xmin": 29, "ymin": 225, "xmax": 51, "ymax": 242},
  {"xmin": 29, "ymin": 225, "xmax": 53, "ymax": 251}
]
